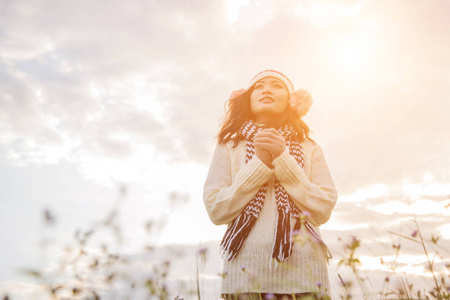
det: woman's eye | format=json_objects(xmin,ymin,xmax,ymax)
[
  {"xmin": 273, "ymin": 84, "xmax": 282, "ymax": 88},
  {"xmin": 255, "ymin": 84, "xmax": 264, "ymax": 89}
]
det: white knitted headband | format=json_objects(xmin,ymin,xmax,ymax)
[
  {"xmin": 248, "ymin": 70, "xmax": 294, "ymax": 94},
  {"xmin": 228, "ymin": 70, "xmax": 313, "ymax": 118}
]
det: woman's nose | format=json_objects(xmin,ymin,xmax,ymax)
[{"xmin": 262, "ymin": 87, "xmax": 272, "ymax": 94}]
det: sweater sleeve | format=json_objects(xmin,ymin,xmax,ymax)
[
  {"xmin": 272, "ymin": 144, "xmax": 338, "ymax": 226},
  {"xmin": 203, "ymin": 143, "xmax": 274, "ymax": 225}
]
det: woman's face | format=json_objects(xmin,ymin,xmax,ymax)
[{"xmin": 250, "ymin": 77, "xmax": 289, "ymax": 123}]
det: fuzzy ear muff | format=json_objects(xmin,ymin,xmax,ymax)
[
  {"xmin": 229, "ymin": 88, "xmax": 246, "ymax": 100},
  {"xmin": 289, "ymin": 89, "xmax": 313, "ymax": 118}
]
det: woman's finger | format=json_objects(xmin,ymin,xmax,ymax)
[
  {"xmin": 254, "ymin": 136, "xmax": 277, "ymax": 144},
  {"xmin": 262, "ymin": 128, "xmax": 283, "ymax": 137},
  {"xmin": 255, "ymin": 130, "xmax": 283, "ymax": 141},
  {"xmin": 256, "ymin": 132, "xmax": 285, "ymax": 144},
  {"xmin": 255, "ymin": 142, "xmax": 274, "ymax": 150}
]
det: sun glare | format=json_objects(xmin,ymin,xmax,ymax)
[
  {"xmin": 368, "ymin": 199, "xmax": 450, "ymax": 216},
  {"xmin": 321, "ymin": 216, "xmax": 370, "ymax": 231},
  {"xmin": 295, "ymin": 1, "xmax": 366, "ymax": 27},
  {"xmin": 226, "ymin": 0, "xmax": 250, "ymax": 23},
  {"xmin": 357, "ymin": 254, "xmax": 447, "ymax": 278},
  {"xmin": 339, "ymin": 183, "xmax": 389, "ymax": 203},
  {"xmin": 438, "ymin": 224, "xmax": 450, "ymax": 240},
  {"xmin": 326, "ymin": 23, "xmax": 379, "ymax": 76},
  {"xmin": 403, "ymin": 181, "xmax": 450, "ymax": 198}
]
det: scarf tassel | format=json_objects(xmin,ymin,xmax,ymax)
[
  {"xmin": 220, "ymin": 213, "xmax": 257, "ymax": 261},
  {"xmin": 271, "ymin": 209, "xmax": 293, "ymax": 262}
]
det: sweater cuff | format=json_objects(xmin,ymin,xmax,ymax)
[
  {"xmin": 272, "ymin": 148, "xmax": 308, "ymax": 185},
  {"xmin": 235, "ymin": 155, "xmax": 274, "ymax": 192}
]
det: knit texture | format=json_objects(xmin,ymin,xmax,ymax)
[
  {"xmin": 221, "ymin": 120, "xmax": 317, "ymax": 263},
  {"xmin": 204, "ymin": 139, "xmax": 338, "ymax": 295},
  {"xmin": 248, "ymin": 70, "xmax": 294, "ymax": 93}
]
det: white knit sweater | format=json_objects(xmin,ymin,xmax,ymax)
[{"xmin": 203, "ymin": 139, "xmax": 338, "ymax": 296}]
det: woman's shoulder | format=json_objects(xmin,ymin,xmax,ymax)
[
  {"xmin": 300, "ymin": 138, "xmax": 327, "ymax": 159},
  {"xmin": 214, "ymin": 140, "xmax": 246, "ymax": 158},
  {"xmin": 218, "ymin": 139, "xmax": 246, "ymax": 150},
  {"xmin": 301, "ymin": 138, "xmax": 320, "ymax": 150}
]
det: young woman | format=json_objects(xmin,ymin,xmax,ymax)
[{"xmin": 203, "ymin": 70, "xmax": 338, "ymax": 300}]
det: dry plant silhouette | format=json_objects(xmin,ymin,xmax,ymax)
[
  {"xmin": 2, "ymin": 187, "xmax": 449, "ymax": 300},
  {"xmin": 336, "ymin": 213, "xmax": 450, "ymax": 300}
]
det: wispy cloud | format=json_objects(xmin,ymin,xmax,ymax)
[{"xmin": 1, "ymin": 0, "xmax": 450, "ymax": 190}]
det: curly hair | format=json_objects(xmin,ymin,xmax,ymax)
[{"xmin": 217, "ymin": 86, "xmax": 313, "ymax": 146}]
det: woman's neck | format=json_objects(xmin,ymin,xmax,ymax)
[{"xmin": 255, "ymin": 113, "xmax": 288, "ymax": 128}]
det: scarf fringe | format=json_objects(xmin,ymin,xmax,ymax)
[
  {"xmin": 271, "ymin": 209, "xmax": 291, "ymax": 262},
  {"xmin": 220, "ymin": 213, "xmax": 257, "ymax": 261}
]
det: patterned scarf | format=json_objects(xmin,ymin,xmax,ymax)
[{"xmin": 220, "ymin": 120, "xmax": 306, "ymax": 263}]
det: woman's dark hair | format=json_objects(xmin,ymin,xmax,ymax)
[{"xmin": 217, "ymin": 86, "xmax": 313, "ymax": 146}]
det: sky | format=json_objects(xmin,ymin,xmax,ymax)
[{"xmin": 1, "ymin": 0, "xmax": 450, "ymax": 298}]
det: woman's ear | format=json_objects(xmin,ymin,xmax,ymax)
[{"xmin": 289, "ymin": 89, "xmax": 313, "ymax": 118}]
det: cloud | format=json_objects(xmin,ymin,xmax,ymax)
[
  {"xmin": 0, "ymin": 0, "xmax": 232, "ymax": 174},
  {"xmin": 1, "ymin": 0, "xmax": 450, "ymax": 191},
  {"xmin": 321, "ymin": 177, "xmax": 450, "ymax": 266}
]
